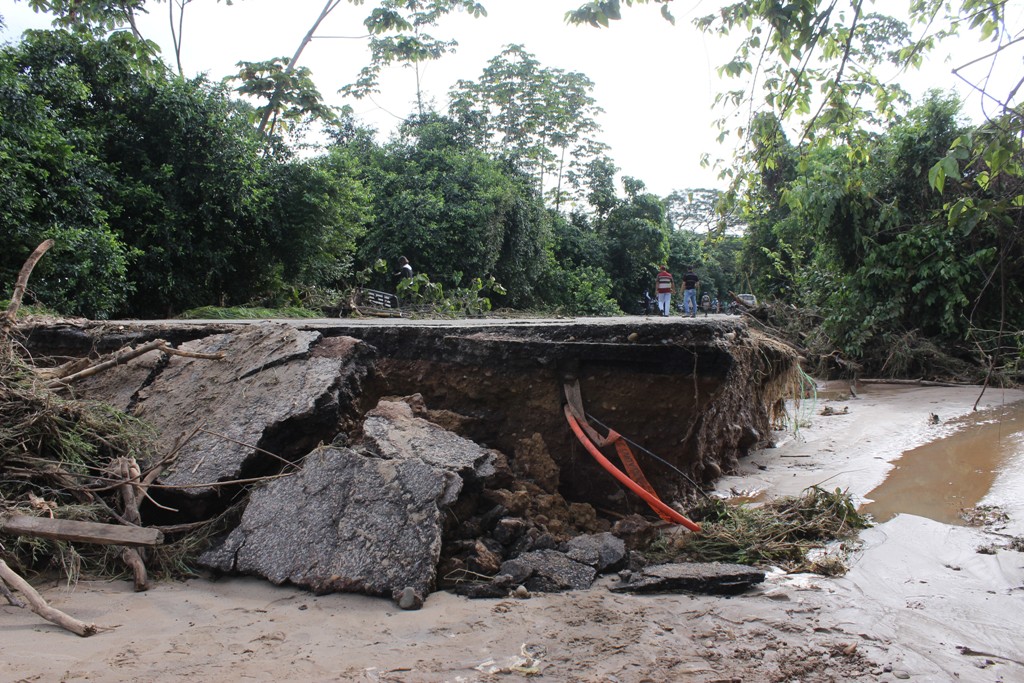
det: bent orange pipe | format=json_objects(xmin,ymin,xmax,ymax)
[{"xmin": 564, "ymin": 405, "xmax": 700, "ymax": 532}]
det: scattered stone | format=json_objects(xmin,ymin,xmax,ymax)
[
  {"xmin": 450, "ymin": 573, "xmax": 516, "ymax": 599},
  {"xmin": 514, "ymin": 585, "xmax": 530, "ymax": 599},
  {"xmin": 397, "ymin": 587, "xmax": 424, "ymax": 610},
  {"xmin": 611, "ymin": 514, "xmax": 658, "ymax": 550},
  {"xmin": 610, "ymin": 561, "xmax": 765, "ymax": 595}
]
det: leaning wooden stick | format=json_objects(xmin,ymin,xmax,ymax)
[
  {"xmin": 115, "ymin": 457, "xmax": 150, "ymax": 591},
  {"xmin": 0, "ymin": 576, "xmax": 25, "ymax": 607},
  {"xmin": 0, "ymin": 559, "xmax": 98, "ymax": 636},
  {"xmin": 2, "ymin": 239, "xmax": 54, "ymax": 334}
]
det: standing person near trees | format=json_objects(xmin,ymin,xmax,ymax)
[
  {"xmin": 393, "ymin": 256, "xmax": 413, "ymax": 281},
  {"xmin": 654, "ymin": 265, "xmax": 674, "ymax": 317},
  {"xmin": 682, "ymin": 266, "xmax": 700, "ymax": 318}
]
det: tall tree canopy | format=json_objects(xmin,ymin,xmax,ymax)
[{"xmin": 448, "ymin": 44, "xmax": 606, "ymax": 208}]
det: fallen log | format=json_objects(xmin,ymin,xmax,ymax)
[
  {"xmin": 857, "ymin": 378, "xmax": 975, "ymax": 388},
  {"xmin": 1, "ymin": 515, "xmax": 164, "ymax": 546},
  {"xmin": 0, "ymin": 559, "xmax": 98, "ymax": 636}
]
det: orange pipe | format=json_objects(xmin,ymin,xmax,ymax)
[{"xmin": 564, "ymin": 405, "xmax": 700, "ymax": 532}]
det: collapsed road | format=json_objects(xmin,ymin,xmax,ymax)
[{"xmin": 16, "ymin": 315, "xmax": 798, "ymax": 607}]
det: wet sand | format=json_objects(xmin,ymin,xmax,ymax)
[{"xmin": 4, "ymin": 383, "xmax": 1024, "ymax": 682}]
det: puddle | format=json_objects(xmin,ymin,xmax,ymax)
[{"xmin": 859, "ymin": 400, "xmax": 1024, "ymax": 525}]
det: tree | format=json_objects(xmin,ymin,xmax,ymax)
[
  {"xmin": 228, "ymin": 57, "xmax": 338, "ymax": 147},
  {"xmin": 570, "ymin": 0, "xmax": 1023, "ymax": 376},
  {"xmin": 2, "ymin": 28, "xmax": 364, "ymax": 318},
  {"xmin": 600, "ymin": 178, "xmax": 670, "ymax": 307},
  {"xmin": 448, "ymin": 44, "xmax": 606, "ymax": 207},
  {"xmin": 350, "ymin": 114, "xmax": 528, "ymax": 293}
]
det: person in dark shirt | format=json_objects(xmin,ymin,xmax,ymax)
[{"xmin": 681, "ymin": 266, "xmax": 700, "ymax": 318}]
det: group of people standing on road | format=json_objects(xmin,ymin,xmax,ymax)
[{"xmin": 654, "ymin": 265, "xmax": 701, "ymax": 317}]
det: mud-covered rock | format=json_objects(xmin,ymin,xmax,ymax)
[
  {"xmin": 199, "ymin": 446, "xmax": 460, "ymax": 601},
  {"xmin": 563, "ymin": 532, "xmax": 627, "ymax": 572},
  {"xmin": 133, "ymin": 324, "xmax": 373, "ymax": 497},
  {"xmin": 611, "ymin": 514, "xmax": 659, "ymax": 550},
  {"xmin": 511, "ymin": 433, "xmax": 560, "ymax": 493}
]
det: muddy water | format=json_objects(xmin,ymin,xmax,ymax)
[{"xmin": 859, "ymin": 399, "xmax": 1024, "ymax": 525}]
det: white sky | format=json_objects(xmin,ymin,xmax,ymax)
[{"xmin": 2, "ymin": 0, "xmax": 1016, "ymax": 198}]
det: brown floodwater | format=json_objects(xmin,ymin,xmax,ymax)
[{"xmin": 859, "ymin": 399, "xmax": 1024, "ymax": 525}]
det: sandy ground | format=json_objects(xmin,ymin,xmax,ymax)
[{"xmin": 4, "ymin": 382, "xmax": 1024, "ymax": 683}]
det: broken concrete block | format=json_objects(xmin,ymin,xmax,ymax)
[
  {"xmin": 73, "ymin": 349, "xmax": 164, "ymax": 411},
  {"xmin": 199, "ymin": 446, "xmax": 461, "ymax": 602},
  {"xmin": 360, "ymin": 398, "xmax": 503, "ymax": 482},
  {"xmin": 610, "ymin": 561, "xmax": 765, "ymax": 595},
  {"xmin": 499, "ymin": 549, "xmax": 597, "ymax": 593},
  {"xmin": 132, "ymin": 324, "xmax": 373, "ymax": 497}
]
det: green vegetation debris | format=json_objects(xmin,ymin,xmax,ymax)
[{"xmin": 647, "ymin": 487, "xmax": 872, "ymax": 575}]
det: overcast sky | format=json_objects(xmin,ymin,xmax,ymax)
[{"xmin": 3, "ymin": 0, "xmax": 1014, "ymax": 198}]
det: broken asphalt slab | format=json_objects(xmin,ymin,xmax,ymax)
[{"xmin": 611, "ymin": 561, "xmax": 766, "ymax": 595}]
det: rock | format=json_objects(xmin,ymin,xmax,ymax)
[
  {"xmin": 450, "ymin": 573, "xmax": 516, "ymax": 599},
  {"xmin": 511, "ymin": 433, "xmax": 560, "ymax": 493},
  {"xmin": 199, "ymin": 446, "xmax": 460, "ymax": 600},
  {"xmin": 133, "ymin": 324, "xmax": 373, "ymax": 497},
  {"xmin": 563, "ymin": 532, "xmax": 627, "ymax": 572},
  {"xmin": 492, "ymin": 517, "xmax": 527, "ymax": 546},
  {"xmin": 611, "ymin": 514, "xmax": 658, "ymax": 550},
  {"xmin": 498, "ymin": 550, "xmax": 597, "ymax": 592},
  {"xmin": 514, "ymin": 585, "xmax": 530, "ymax": 599},
  {"xmin": 610, "ymin": 561, "xmax": 765, "ymax": 595},
  {"xmin": 467, "ymin": 539, "xmax": 503, "ymax": 575},
  {"xmin": 361, "ymin": 399, "xmax": 503, "ymax": 482},
  {"xmin": 397, "ymin": 587, "xmax": 424, "ymax": 610}
]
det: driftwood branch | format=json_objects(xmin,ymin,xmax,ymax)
[
  {"xmin": 44, "ymin": 340, "xmax": 224, "ymax": 390},
  {"xmin": 114, "ymin": 457, "xmax": 150, "ymax": 591},
  {"xmin": 0, "ymin": 559, "xmax": 99, "ymax": 636},
  {"xmin": 45, "ymin": 340, "xmax": 168, "ymax": 389},
  {"xmin": 2, "ymin": 239, "xmax": 54, "ymax": 334},
  {"xmin": 0, "ymin": 515, "xmax": 164, "ymax": 546},
  {"xmin": 163, "ymin": 346, "xmax": 226, "ymax": 360}
]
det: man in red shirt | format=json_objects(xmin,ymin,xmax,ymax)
[{"xmin": 654, "ymin": 265, "xmax": 674, "ymax": 317}]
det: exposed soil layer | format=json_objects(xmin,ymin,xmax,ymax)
[{"xmin": 18, "ymin": 317, "xmax": 799, "ymax": 513}]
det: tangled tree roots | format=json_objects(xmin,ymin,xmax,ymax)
[{"xmin": 644, "ymin": 487, "xmax": 872, "ymax": 575}]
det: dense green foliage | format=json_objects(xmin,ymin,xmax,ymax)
[
  {"xmin": 3, "ymin": 0, "xmax": 1022, "ymax": 380},
  {"xmin": 0, "ymin": 29, "xmax": 370, "ymax": 318},
  {"xmin": 568, "ymin": 0, "xmax": 1022, "ymax": 378}
]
